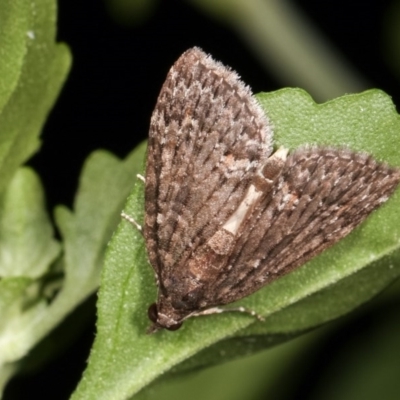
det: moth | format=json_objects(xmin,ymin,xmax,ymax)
[{"xmin": 122, "ymin": 47, "xmax": 400, "ymax": 333}]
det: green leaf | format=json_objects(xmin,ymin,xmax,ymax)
[
  {"xmin": 0, "ymin": 277, "xmax": 33, "ymax": 331},
  {"xmin": 0, "ymin": 144, "xmax": 146, "ymax": 393},
  {"xmin": 0, "ymin": 0, "xmax": 29, "ymax": 112},
  {"xmin": 55, "ymin": 144, "xmax": 146, "ymax": 296},
  {"xmin": 72, "ymin": 89, "xmax": 400, "ymax": 400},
  {"xmin": 0, "ymin": 0, "xmax": 66, "ymax": 389},
  {"xmin": 133, "ymin": 329, "xmax": 321, "ymax": 400},
  {"xmin": 0, "ymin": 0, "xmax": 71, "ymax": 393},
  {"xmin": 0, "ymin": 277, "xmax": 36, "ymax": 386},
  {"xmin": 0, "ymin": 0, "xmax": 71, "ymax": 196},
  {"xmin": 0, "ymin": 167, "xmax": 60, "ymax": 278},
  {"xmin": 0, "ymin": 165, "xmax": 60, "ymax": 389}
]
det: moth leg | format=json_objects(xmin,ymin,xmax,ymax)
[
  {"xmin": 136, "ymin": 173, "xmax": 145, "ymax": 183},
  {"xmin": 189, "ymin": 306, "xmax": 265, "ymax": 322},
  {"xmin": 121, "ymin": 212, "xmax": 143, "ymax": 235},
  {"xmin": 121, "ymin": 175, "xmax": 145, "ymax": 234}
]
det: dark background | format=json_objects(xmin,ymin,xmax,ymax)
[{"xmin": 5, "ymin": 0, "xmax": 400, "ymax": 398}]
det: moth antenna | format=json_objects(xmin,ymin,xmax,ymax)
[
  {"xmin": 121, "ymin": 212, "xmax": 143, "ymax": 234},
  {"xmin": 136, "ymin": 174, "xmax": 145, "ymax": 183}
]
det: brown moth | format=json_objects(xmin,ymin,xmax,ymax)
[{"xmin": 122, "ymin": 47, "xmax": 400, "ymax": 333}]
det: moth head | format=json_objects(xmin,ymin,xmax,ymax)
[{"xmin": 147, "ymin": 303, "xmax": 183, "ymax": 333}]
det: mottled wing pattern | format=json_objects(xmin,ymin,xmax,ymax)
[
  {"xmin": 144, "ymin": 47, "xmax": 273, "ymax": 282},
  {"xmin": 207, "ymin": 147, "xmax": 400, "ymax": 305}
]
